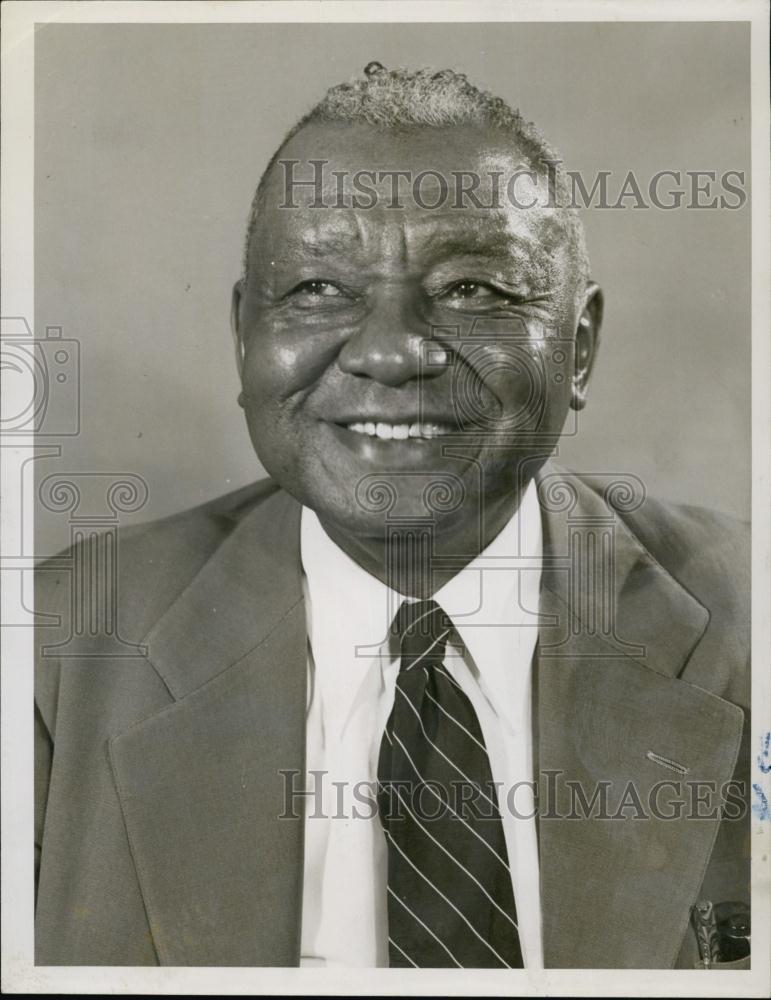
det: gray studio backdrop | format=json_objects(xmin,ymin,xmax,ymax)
[{"xmin": 34, "ymin": 22, "xmax": 751, "ymax": 556}]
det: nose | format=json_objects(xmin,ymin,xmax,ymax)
[{"xmin": 337, "ymin": 285, "xmax": 448, "ymax": 387}]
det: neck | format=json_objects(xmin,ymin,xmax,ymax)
[{"xmin": 318, "ymin": 486, "xmax": 527, "ymax": 599}]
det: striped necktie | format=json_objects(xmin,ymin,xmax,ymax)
[{"xmin": 377, "ymin": 599, "xmax": 523, "ymax": 968}]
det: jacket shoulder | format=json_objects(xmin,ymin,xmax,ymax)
[
  {"xmin": 616, "ymin": 492, "xmax": 749, "ymax": 613},
  {"xmin": 608, "ymin": 489, "xmax": 749, "ymax": 708},
  {"xmin": 37, "ymin": 477, "xmax": 280, "ymax": 585},
  {"xmin": 34, "ymin": 479, "xmax": 282, "ymax": 729}
]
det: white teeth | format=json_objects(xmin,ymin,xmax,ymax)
[
  {"xmin": 345, "ymin": 421, "xmax": 454, "ymax": 439},
  {"xmin": 375, "ymin": 422, "xmax": 393, "ymax": 440}
]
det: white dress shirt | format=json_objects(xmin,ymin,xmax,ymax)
[{"xmin": 299, "ymin": 481, "xmax": 544, "ymax": 968}]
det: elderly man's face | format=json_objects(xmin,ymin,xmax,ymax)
[{"xmin": 233, "ymin": 122, "xmax": 599, "ymax": 538}]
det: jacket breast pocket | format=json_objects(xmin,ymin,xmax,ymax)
[{"xmin": 691, "ymin": 900, "xmax": 750, "ymax": 970}]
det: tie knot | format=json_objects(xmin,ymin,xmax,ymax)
[{"xmin": 391, "ymin": 599, "xmax": 451, "ymax": 671}]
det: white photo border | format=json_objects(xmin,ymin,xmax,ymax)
[{"xmin": 1, "ymin": 1, "xmax": 769, "ymax": 995}]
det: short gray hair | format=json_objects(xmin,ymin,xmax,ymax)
[{"xmin": 243, "ymin": 63, "xmax": 588, "ymax": 285}]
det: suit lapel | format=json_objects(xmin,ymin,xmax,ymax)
[
  {"xmin": 534, "ymin": 467, "xmax": 744, "ymax": 968},
  {"xmin": 109, "ymin": 488, "xmax": 308, "ymax": 966},
  {"xmin": 109, "ymin": 468, "xmax": 745, "ymax": 969}
]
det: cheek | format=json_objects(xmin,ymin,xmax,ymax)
[
  {"xmin": 240, "ymin": 320, "xmax": 342, "ymax": 403},
  {"xmin": 453, "ymin": 336, "xmax": 571, "ymax": 432}
]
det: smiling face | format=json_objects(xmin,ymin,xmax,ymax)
[{"xmin": 232, "ymin": 121, "xmax": 601, "ymax": 543}]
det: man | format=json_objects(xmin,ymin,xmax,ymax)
[{"xmin": 34, "ymin": 64, "xmax": 750, "ymax": 969}]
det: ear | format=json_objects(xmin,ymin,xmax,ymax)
[
  {"xmin": 231, "ymin": 279, "xmax": 246, "ymax": 381},
  {"xmin": 570, "ymin": 281, "xmax": 603, "ymax": 411}
]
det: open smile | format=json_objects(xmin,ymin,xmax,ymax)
[
  {"xmin": 324, "ymin": 420, "xmax": 465, "ymax": 466},
  {"xmin": 339, "ymin": 420, "xmax": 457, "ymax": 441}
]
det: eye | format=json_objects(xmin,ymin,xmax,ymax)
[
  {"xmin": 289, "ymin": 279, "xmax": 346, "ymax": 299},
  {"xmin": 440, "ymin": 281, "xmax": 501, "ymax": 302}
]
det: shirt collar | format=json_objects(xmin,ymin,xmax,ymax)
[
  {"xmin": 433, "ymin": 480, "xmax": 542, "ymax": 722},
  {"xmin": 301, "ymin": 507, "xmax": 399, "ymax": 734},
  {"xmin": 300, "ymin": 480, "xmax": 542, "ymax": 732}
]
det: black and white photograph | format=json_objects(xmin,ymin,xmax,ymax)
[{"xmin": 1, "ymin": 1, "xmax": 769, "ymax": 995}]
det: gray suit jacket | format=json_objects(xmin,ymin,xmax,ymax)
[{"xmin": 34, "ymin": 465, "xmax": 750, "ymax": 968}]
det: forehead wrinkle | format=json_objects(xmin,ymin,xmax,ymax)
[
  {"xmin": 402, "ymin": 213, "xmax": 558, "ymax": 282},
  {"xmin": 292, "ymin": 228, "xmax": 364, "ymax": 256},
  {"xmin": 261, "ymin": 204, "xmax": 568, "ymax": 292},
  {"xmin": 261, "ymin": 205, "xmax": 363, "ymax": 249},
  {"xmin": 301, "ymin": 212, "xmax": 410, "ymax": 265},
  {"xmin": 263, "ymin": 214, "xmax": 411, "ymax": 280},
  {"xmin": 404, "ymin": 210, "xmax": 541, "ymax": 250}
]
